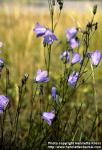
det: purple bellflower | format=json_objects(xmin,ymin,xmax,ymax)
[
  {"xmin": 43, "ymin": 30, "xmax": 57, "ymax": 45},
  {"xmin": 90, "ymin": 50, "xmax": 102, "ymax": 66},
  {"xmin": 71, "ymin": 53, "xmax": 81, "ymax": 65},
  {"xmin": 51, "ymin": 87, "xmax": 61, "ymax": 103},
  {"xmin": 60, "ymin": 50, "xmax": 70, "ymax": 63},
  {"xmin": 68, "ymin": 72, "xmax": 79, "ymax": 87},
  {"xmin": 66, "ymin": 28, "xmax": 78, "ymax": 41},
  {"xmin": 66, "ymin": 27, "xmax": 79, "ymax": 49},
  {"xmin": 42, "ymin": 111, "xmax": 55, "ymax": 125},
  {"xmin": 33, "ymin": 23, "xmax": 46, "ymax": 37},
  {"xmin": 0, "ymin": 95, "xmax": 9, "ymax": 114},
  {"xmin": 52, "ymin": 86, "xmax": 57, "ymax": 100},
  {"xmin": 35, "ymin": 69, "xmax": 49, "ymax": 83},
  {"xmin": 70, "ymin": 38, "xmax": 80, "ymax": 49},
  {"xmin": 0, "ymin": 59, "xmax": 4, "ymax": 72},
  {"xmin": 34, "ymin": 23, "xmax": 57, "ymax": 45}
]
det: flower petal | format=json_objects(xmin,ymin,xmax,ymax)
[
  {"xmin": 72, "ymin": 53, "xmax": 81, "ymax": 64},
  {"xmin": 66, "ymin": 28, "xmax": 78, "ymax": 41},
  {"xmin": 33, "ymin": 23, "xmax": 46, "ymax": 37}
]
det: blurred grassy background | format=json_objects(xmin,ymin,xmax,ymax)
[{"xmin": 0, "ymin": 1, "xmax": 102, "ymax": 81}]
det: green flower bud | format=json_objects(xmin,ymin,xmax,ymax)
[{"xmin": 93, "ymin": 5, "xmax": 97, "ymax": 15}]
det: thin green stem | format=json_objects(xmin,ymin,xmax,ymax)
[
  {"xmin": 13, "ymin": 85, "xmax": 23, "ymax": 144},
  {"xmin": 44, "ymin": 47, "xmax": 47, "ymax": 69},
  {"xmin": 90, "ymin": 63, "xmax": 99, "ymax": 141},
  {"xmin": 26, "ymin": 83, "xmax": 38, "ymax": 148},
  {"xmin": 46, "ymin": 0, "xmax": 55, "ymax": 75},
  {"xmin": 47, "ymin": 46, "xmax": 52, "ymax": 76}
]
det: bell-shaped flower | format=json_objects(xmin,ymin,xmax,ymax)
[
  {"xmin": 90, "ymin": 50, "xmax": 102, "ymax": 66},
  {"xmin": 34, "ymin": 23, "xmax": 58, "ymax": 45},
  {"xmin": 68, "ymin": 72, "xmax": 79, "ymax": 87},
  {"xmin": 42, "ymin": 111, "xmax": 55, "ymax": 125},
  {"xmin": 66, "ymin": 28, "xmax": 78, "ymax": 41},
  {"xmin": 33, "ymin": 23, "xmax": 46, "ymax": 37},
  {"xmin": 0, "ymin": 95, "xmax": 9, "ymax": 114},
  {"xmin": 60, "ymin": 50, "xmax": 70, "ymax": 63},
  {"xmin": 71, "ymin": 53, "xmax": 81, "ymax": 65},
  {"xmin": 43, "ymin": 30, "xmax": 57, "ymax": 45},
  {"xmin": 35, "ymin": 69, "xmax": 49, "ymax": 83},
  {"xmin": 70, "ymin": 38, "xmax": 80, "ymax": 49}
]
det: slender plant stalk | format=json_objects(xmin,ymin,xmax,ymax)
[
  {"xmin": 47, "ymin": 45, "xmax": 52, "ymax": 76},
  {"xmin": 69, "ymin": 103, "xmax": 82, "ymax": 140},
  {"xmin": 62, "ymin": 110, "xmax": 72, "ymax": 140},
  {"xmin": 1, "ymin": 114, "xmax": 5, "ymax": 149},
  {"xmin": 47, "ymin": 0, "xmax": 54, "ymax": 76},
  {"xmin": 89, "ymin": 113, "xmax": 97, "ymax": 139},
  {"xmin": 79, "ymin": 132, "xmax": 83, "ymax": 141},
  {"xmin": 13, "ymin": 85, "xmax": 23, "ymax": 144},
  {"xmin": 72, "ymin": 128, "xmax": 79, "ymax": 141},
  {"xmin": 26, "ymin": 83, "xmax": 38, "ymax": 148},
  {"xmin": 90, "ymin": 63, "xmax": 99, "ymax": 141},
  {"xmin": 5, "ymin": 68, "xmax": 14, "ymax": 149},
  {"xmin": 62, "ymin": 63, "xmax": 68, "ymax": 103},
  {"xmin": 44, "ymin": 47, "xmax": 47, "ymax": 69}
]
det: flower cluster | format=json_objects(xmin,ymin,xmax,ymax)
[
  {"xmin": 60, "ymin": 28, "xmax": 102, "ymax": 87},
  {"xmin": 34, "ymin": 23, "xmax": 57, "ymax": 46},
  {"xmin": 66, "ymin": 27, "xmax": 80, "ymax": 49},
  {"xmin": 33, "ymin": 10, "xmax": 101, "ymax": 126},
  {"xmin": 60, "ymin": 28, "xmax": 81, "ymax": 66}
]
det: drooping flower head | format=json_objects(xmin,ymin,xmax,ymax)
[
  {"xmin": 70, "ymin": 38, "xmax": 80, "ymax": 49},
  {"xmin": 43, "ymin": 30, "xmax": 57, "ymax": 46},
  {"xmin": 60, "ymin": 50, "xmax": 70, "ymax": 63},
  {"xmin": 35, "ymin": 69, "xmax": 49, "ymax": 83},
  {"xmin": 68, "ymin": 72, "xmax": 79, "ymax": 87},
  {"xmin": 0, "ymin": 95, "xmax": 9, "ymax": 114},
  {"xmin": 71, "ymin": 53, "xmax": 81, "ymax": 65},
  {"xmin": 66, "ymin": 27, "xmax": 80, "ymax": 49},
  {"xmin": 89, "ymin": 50, "xmax": 102, "ymax": 66},
  {"xmin": 42, "ymin": 111, "xmax": 55, "ymax": 125},
  {"xmin": 66, "ymin": 28, "xmax": 78, "ymax": 41},
  {"xmin": 33, "ymin": 23, "xmax": 46, "ymax": 37},
  {"xmin": 0, "ymin": 59, "xmax": 4, "ymax": 72},
  {"xmin": 34, "ymin": 23, "xmax": 58, "ymax": 45}
]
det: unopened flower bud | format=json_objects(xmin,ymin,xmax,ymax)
[
  {"xmin": 93, "ymin": 5, "xmax": 97, "ymax": 15},
  {"xmin": 22, "ymin": 73, "xmax": 29, "ymax": 86}
]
